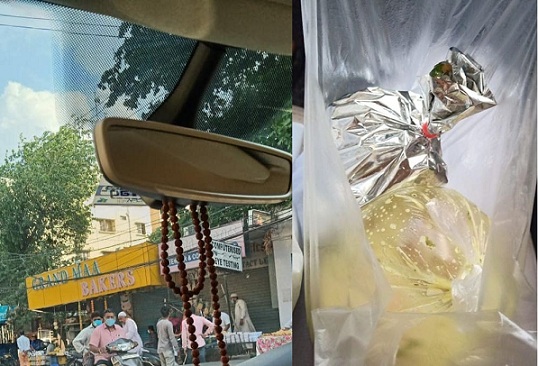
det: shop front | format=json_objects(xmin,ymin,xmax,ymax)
[
  {"xmin": 160, "ymin": 217, "xmax": 292, "ymax": 334},
  {"xmin": 26, "ymin": 243, "xmax": 165, "ymax": 342}
]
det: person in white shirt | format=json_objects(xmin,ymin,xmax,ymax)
[
  {"xmin": 118, "ymin": 311, "xmax": 143, "ymax": 354},
  {"xmin": 16, "ymin": 330, "xmax": 31, "ymax": 366},
  {"xmin": 72, "ymin": 311, "xmax": 103, "ymax": 366},
  {"xmin": 230, "ymin": 293, "xmax": 256, "ymax": 332},
  {"xmin": 213, "ymin": 311, "xmax": 231, "ymax": 332}
]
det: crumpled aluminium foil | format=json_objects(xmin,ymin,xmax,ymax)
[{"xmin": 331, "ymin": 47, "xmax": 496, "ymax": 206}]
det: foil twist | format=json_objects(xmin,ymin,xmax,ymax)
[{"xmin": 331, "ymin": 47, "xmax": 496, "ymax": 205}]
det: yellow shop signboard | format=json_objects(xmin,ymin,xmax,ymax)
[{"xmin": 26, "ymin": 243, "xmax": 164, "ymax": 310}]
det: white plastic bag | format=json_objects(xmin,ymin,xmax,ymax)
[{"xmin": 301, "ymin": 0, "xmax": 536, "ymax": 364}]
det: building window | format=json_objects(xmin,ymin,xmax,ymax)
[
  {"xmin": 98, "ymin": 219, "xmax": 116, "ymax": 233},
  {"xmin": 135, "ymin": 222, "xmax": 146, "ymax": 235}
]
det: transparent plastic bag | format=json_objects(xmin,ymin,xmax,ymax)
[
  {"xmin": 365, "ymin": 311, "xmax": 536, "ymax": 366},
  {"xmin": 301, "ymin": 0, "xmax": 536, "ymax": 364},
  {"xmin": 362, "ymin": 178, "xmax": 490, "ymax": 313}
]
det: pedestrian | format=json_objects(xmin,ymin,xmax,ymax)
[
  {"xmin": 181, "ymin": 312, "xmax": 214, "ymax": 363},
  {"xmin": 89, "ymin": 309, "xmax": 127, "ymax": 366},
  {"xmin": 144, "ymin": 325, "xmax": 158, "ymax": 349},
  {"xmin": 156, "ymin": 305, "xmax": 180, "ymax": 366},
  {"xmin": 46, "ymin": 335, "xmax": 65, "ymax": 354},
  {"xmin": 169, "ymin": 311, "xmax": 181, "ymax": 337},
  {"xmin": 29, "ymin": 333, "xmax": 45, "ymax": 352},
  {"xmin": 16, "ymin": 330, "xmax": 31, "ymax": 366},
  {"xmin": 202, "ymin": 307, "xmax": 212, "ymax": 321},
  {"xmin": 72, "ymin": 311, "xmax": 103, "ymax": 366},
  {"xmin": 212, "ymin": 311, "xmax": 231, "ymax": 333},
  {"xmin": 230, "ymin": 293, "xmax": 256, "ymax": 332},
  {"xmin": 117, "ymin": 311, "xmax": 143, "ymax": 354}
]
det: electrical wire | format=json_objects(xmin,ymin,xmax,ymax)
[
  {"xmin": 0, "ymin": 12, "xmax": 120, "ymax": 28},
  {"xmin": 83, "ymin": 202, "xmax": 259, "ymax": 247},
  {"xmin": 76, "ymin": 208, "xmax": 291, "ymax": 255},
  {"xmin": 0, "ymin": 22, "xmax": 124, "ymax": 38}
]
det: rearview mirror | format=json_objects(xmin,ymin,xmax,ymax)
[{"xmin": 93, "ymin": 118, "xmax": 292, "ymax": 206}]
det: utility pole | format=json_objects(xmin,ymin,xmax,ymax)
[{"xmin": 126, "ymin": 208, "xmax": 132, "ymax": 245}]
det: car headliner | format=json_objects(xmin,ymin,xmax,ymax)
[{"xmin": 44, "ymin": 0, "xmax": 292, "ymax": 56}]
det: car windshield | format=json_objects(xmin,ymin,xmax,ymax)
[
  {"xmin": 1, "ymin": 0, "xmax": 291, "ymax": 162},
  {"xmin": 0, "ymin": 0, "xmax": 291, "ymax": 342},
  {"xmin": 0, "ymin": 0, "xmax": 292, "ymax": 340}
]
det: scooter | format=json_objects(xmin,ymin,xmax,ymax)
[{"xmin": 105, "ymin": 338, "xmax": 143, "ymax": 366}]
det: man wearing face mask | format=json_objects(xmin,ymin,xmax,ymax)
[
  {"xmin": 73, "ymin": 311, "xmax": 103, "ymax": 366},
  {"xmin": 89, "ymin": 309, "xmax": 127, "ymax": 366}
]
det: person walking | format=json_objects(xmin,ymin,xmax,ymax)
[
  {"xmin": 16, "ymin": 330, "xmax": 31, "ymax": 366},
  {"xmin": 72, "ymin": 311, "xmax": 103, "ymax": 366},
  {"xmin": 118, "ymin": 311, "xmax": 143, "ymax": 354},
  {"xmin": 89, "ymin": 309, "xmax": 127, "ymax": 366},
  {"xmin": 230, "ymin": 293, "xmax": 256, "ymax": 332},
  {"xmin": 156, "ymin": 305, "xmax": 180, "ymax": 366},
  {"xmin": 181, "ymin": 313, "xmax": 214, "ymax": 363}
]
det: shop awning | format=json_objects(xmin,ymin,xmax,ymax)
[
  {"xmin": 26, "ymin": 242, "xmax": 165, "ymax": 310},
  {"xmin": 0, "ymin": 305, "xmax": 11, "ymax": 325}
]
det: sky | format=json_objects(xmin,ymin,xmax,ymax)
[{"xmin": 0, "ymin": 0, "xmax": 127, "ymax": 161}]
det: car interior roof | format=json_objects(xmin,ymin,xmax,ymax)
[{"xmin": 43, "ymin": 0, "xmax": 292, "ymax": 56}]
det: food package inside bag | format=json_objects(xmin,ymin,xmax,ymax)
[
  {"xmin": 361, "ymin": 176, "xmax": 491, "ymax": 313},
  {"xmin": 300, "ymin": 0, "xmax": 536, "ymax": 364}
]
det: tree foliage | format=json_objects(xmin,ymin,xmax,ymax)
[
  {"xmin": 0, "ymin": 126, "xmax": 100, "ymax": 316},
  {"xmin": 196, "ymin": 49, "xmax": 292, "ymax": 150},
  {"xmin": 98, "ymin": 23, "xmax": 195, "ymax": 115}
]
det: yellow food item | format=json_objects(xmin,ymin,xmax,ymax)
[
  {"xmin": 362, "ymin": 182, "xmax": 489, "ymax": 312},
  {"xmin": 262, "ymin": 329, "xmax": 292, "ymax": 336}
]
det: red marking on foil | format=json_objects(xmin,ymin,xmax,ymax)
[{"xmin": 422, "ymin": 123, "xmax": 438, "ymax": 139}]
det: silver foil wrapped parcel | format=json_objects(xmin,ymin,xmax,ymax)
[{"xmin": 331, "ymin": 47, "xmax": 496, "ymax": 205}]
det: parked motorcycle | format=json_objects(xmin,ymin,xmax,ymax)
[
  {"xmin": 0, "ymin": 353, "xmax": 17, "ymax": 366},
  {"xmin": 105, "ymin": 338, "xmax": 142, "ymax": 366}
]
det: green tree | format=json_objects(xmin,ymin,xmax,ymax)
[
  {"xmin": 0, "ymin": 126, "xmax": 100, "ymax": 325},
  {"xmin": 98, "ymin": 23, "xmax": 195, "ymax": 114},
  {"xmin": 196, "ymin": 49, "xmax": 292, "ymax": 149}
]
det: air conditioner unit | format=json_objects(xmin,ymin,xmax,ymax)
[
  {"xmin": 182, "ymin": 225, "xmax": 196, "ymax": 237},
  {"xmin": 248, "ymin": 209, "xmax": 271, "ymax": 227}
]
